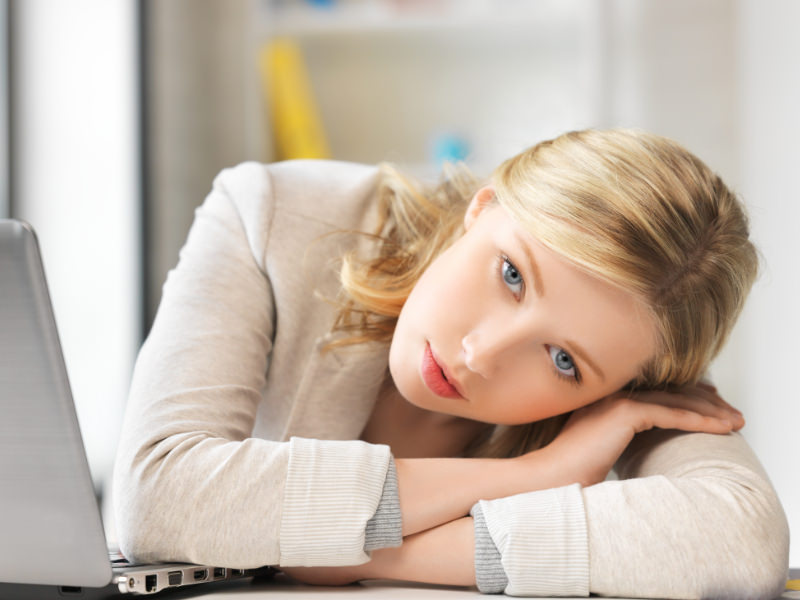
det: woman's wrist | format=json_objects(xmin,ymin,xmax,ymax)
[
  {"xmin": 392, "ymin": 442, "xmax": 585, "ymax": 541},
  {"xmin": 394, "ymin": 456, "xmax": 530, "ymax": 536},
  {"xmin": 506, "ymin": 443, "xmax": 577, "ymax": 492}
]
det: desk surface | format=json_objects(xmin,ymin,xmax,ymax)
[
  {"xmin": 167, "ymin": 576, "xmax": 483, "ymax": 599},
  {"xmin": 165, "ymin": 573, "xmax": 800, "ymax": 600},
  {"xmin": 2, "ymin": 574, "xmax": 798, "ymax": 600}
]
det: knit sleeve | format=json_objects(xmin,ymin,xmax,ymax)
[
  {"xmin": 364, "ymin": 459, "xmax": 403, "ymax": 552},
  {"xmin": 472, "ymin": 431, "xmax": 788, "ymax": 598},
  {"xmin": 112, "ymin": 162, "xmax": 395, "ymax": 568},
  {"xmin": 586, "ymin": 430, "xmax": 788, "ymax": 598},
  {"xmin": 470, "ymin": 503, "xmax": 508, "ymax": 593},
  {"xmin": 472, "ymin": 484, "xmax": 589, "ymax": 596}
]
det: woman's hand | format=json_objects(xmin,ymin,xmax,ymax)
[{"xmin": 530, "ymin": 383, "xmax": 745, "ymax": 488}]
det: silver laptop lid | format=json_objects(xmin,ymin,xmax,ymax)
[{"xmin": 0, "ymin": 220, "xmax": 111, "ymax": 587}]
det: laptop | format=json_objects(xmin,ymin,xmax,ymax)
[{"xmin": 0, "ymin": 220, "xmax": 273, "ymax": 598}]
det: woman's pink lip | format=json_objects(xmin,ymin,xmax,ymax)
[{"xmin": 421, "ymin": 342, "xmax": 464, "ymax": 399}]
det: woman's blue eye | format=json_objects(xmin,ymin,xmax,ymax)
[
  {"xmin": 501, "ymin": 257, "xmax": 523, "ymax": 296},
  {"xmin": 549, "ymin": 346, "xmax": 576, "ymax": 379}
]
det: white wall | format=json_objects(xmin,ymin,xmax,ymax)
[
  {"xmin": 736, "ymin": 0, "xmax": 800, "ymax": 567},
  {"xmin": 0, "ymin": 1, "xmax": 8, "ymax": 218},
  {"xmin": 11, "ymin": 0, "xmax": 140, "ymax": 490}
]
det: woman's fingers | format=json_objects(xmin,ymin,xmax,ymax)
[
  {"xmin": 697, "ymin": 380, "xmax": 718, "ymax": 394},
  {"xmin": 690, "ymin": 384, "xmax": 743, "ymax": 415},
  {"xmin": 546, "ymin": 386, "xmax": 741, "ymax": 489},
  {"xmin": 547, "ymin": 392, "xmax": 737, "ymax": 488},
  {"xmin": 634, "ymin": 402, "xmax": 736, "ymax": 435},
  {"xmin": 630, "ymin": 385, "xmax": 745, "ymax": 430}
]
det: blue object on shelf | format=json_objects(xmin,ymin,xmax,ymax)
[
  {"xmin": 431, "ymin": 134, "xmax": 471, "ymax": 167},
  {"xmin": 306, "ymin": 0, "xmax": 336, "ymax": 8}
]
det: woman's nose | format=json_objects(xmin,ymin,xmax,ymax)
[
  {"xmin": 461, "ymin": 335, "xmax": 484, "ymax": 376},
  {"xmin": 462, "ymin": 328, "xmax": 523, "ymax": 378}
]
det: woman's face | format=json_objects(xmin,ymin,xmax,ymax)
[{"xmin": 388, "ymin": 186, "xmax": 657, "ymax": 425}]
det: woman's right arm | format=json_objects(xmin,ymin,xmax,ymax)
[{"xmin": 113, "ymin": 162, "xmax": 393, "ymax": 569}]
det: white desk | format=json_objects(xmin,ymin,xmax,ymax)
[
  {"xmin": 167, "ymin": 573, "xmax": 800, "ymax": 600},
  {"xmin": 168, "ymin": 575, "xmax": 484, "ymax": 599},
  {"xmin": 2, "ymin": 575, "xmax": 797, "ymax": 600}
]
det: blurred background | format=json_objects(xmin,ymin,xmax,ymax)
[{"xmin": 1, "ymin": 0, "xmax": 798, "ymax": 563}]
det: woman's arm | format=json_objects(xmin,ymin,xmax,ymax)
[
  {"xmin": 583, "ymin": 429, "xmax": 789, "ymax": 598},
  {"xmin": 286, "ymin": 387, "xmax": 788, "ymax": 598},
  {"xmin": 394, "ymin": 452, "xmax": 560, "ymax": 537},
  {"xmin": 114, "ymin": 162, "xmax": 395, "ymax": 569},
  {"xmin": 467, "ymin": 404, "xmax": 789, "ymax": 598},
  {"xmin": 394, "ymin": 383, "xmax": 743, "ymax": 538}
]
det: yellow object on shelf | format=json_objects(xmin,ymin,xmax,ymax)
[
  {"xmin": 260, "ymin": 38, "xmax": 331, "ymax": 160},
  {"xmin": 787, "ymin": 579, "xmax": 800, "ymax": 591}
]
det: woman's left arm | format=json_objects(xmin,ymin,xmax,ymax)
[
  {"xmin": 464, "ymin": 399, "xmax": 790, "ymax": 599},
  {"xmin": 466, "ymin": 386, "xmax": 790, "ymax": 598},
  {"xmin": 583, "ymin": 428, "xmax": 789, "ymax": 598}
]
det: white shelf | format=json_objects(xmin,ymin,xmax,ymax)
[
  {"xmin": 251, "ymin": 0, "xmax": 604, "ymax": 170},
  {"xmin": 257, "ymin": 0, "xmax": 579, "ymax": 37}
]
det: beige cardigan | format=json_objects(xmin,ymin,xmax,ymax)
[{"xmin": 113, "ymin": 159, "xmax": 789, "ymax": 598}]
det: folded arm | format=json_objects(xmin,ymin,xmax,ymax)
[
  {"xmin": 287, "ymin": 389, "xmax": 789, "ymax": 598},
  {"xmin": 114, "ymin": 162, "xmax": 396, "ymax": 568}
]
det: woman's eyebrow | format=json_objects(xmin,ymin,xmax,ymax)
[
  {"xmin": 565, "ymin": 339, "xmax": 606, "ymax": 382},
  {"xmin": 512, "ymin": 232, "xmax": 545, "ymax": 298}
]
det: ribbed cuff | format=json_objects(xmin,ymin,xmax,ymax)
[
  {"xmin": 476, "ymin": 483, "xmax": 589, "ymax": 596},
  {"xmin": 470, "ymin": 503, "xmax": 508, "ymax": 593},
  {"xmin": 364, "ymin": 459, "xmax": 403, "ymax": 551},
  {"xmin": 279, "ymin": 437, "xmax": 391, "ymax": 566}
]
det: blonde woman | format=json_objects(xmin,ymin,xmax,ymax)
[{"xmin": 113, "ymin": 129, "xmax": 789, "ymax": 598}]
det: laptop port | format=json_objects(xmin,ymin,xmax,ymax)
[
  {"xmin": 231, "ymin": 569, "xmax": 244, "ymax": 577},
  {"xmin": 58, "ymin": 586, "xmax": 83, "ymax": 595},
  {"xmin": 213, "ymin": 568, "xmax": 226, "ymax": 580},
  {"xmin": 193, "ymin": 569, "xmax": 208, "ymax": 581},
  {"xmin": 145, "ymin": 574, "xmax": 157, "ymax": 592},
  {"xmin": 168, "ymin": 571, "xmax": 182, "ymax": 586}
]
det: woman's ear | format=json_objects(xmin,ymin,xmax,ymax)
[{"xmin": 464, "ymin": 186, "xmax": 496, "ymax": 230}]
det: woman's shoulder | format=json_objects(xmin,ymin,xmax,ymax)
[
  {"xmin": 263, "ymin": 158, "xmax": 378, "ymax": 184},
  {"xmin": 213, "ymin": 159, "xmax": 379, "ymax": 217},
  {"xmin": 204, "ymin": 159, "xmax": 384, "ymax": 285},
  {"xmin": 215, "ymin": 158, "xmax": 377, "ymax": 185},
  {"xmin": 207, "ymin": 160, "xmax": 382, "ymax": 249}
]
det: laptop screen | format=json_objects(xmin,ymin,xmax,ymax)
[{"xmin": 0, "ymin": 220, "xmax": 111, "ymax": 587}]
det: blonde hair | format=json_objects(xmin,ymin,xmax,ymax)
[
  {"xmin": 494, "ymin": 129, "xmax": 758, "ymax": 388},
  {"xmin": 333, "ymin": 129, "xmax": 758, "ymax": 458},
  {"xmin": 331, "ymin": 162, "xmax": 478, "ymax": 345}
]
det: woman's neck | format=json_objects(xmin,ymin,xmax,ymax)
[{"xmin": 360, "ymin": 378, "xmax": 491, "ymax": 458}]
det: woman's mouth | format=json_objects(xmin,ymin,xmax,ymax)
[{"xmin": 421, "ymin": 342, "xmax": 463, "ymax": 399}]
